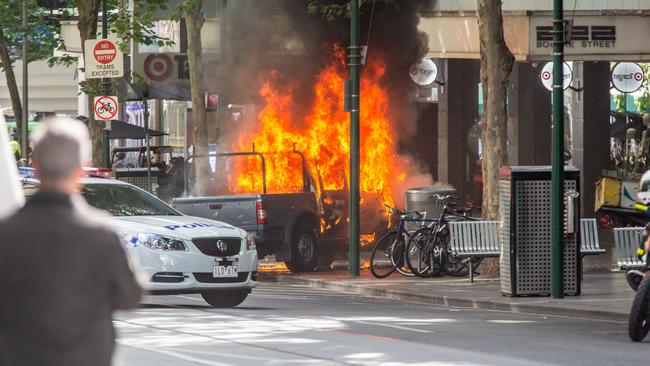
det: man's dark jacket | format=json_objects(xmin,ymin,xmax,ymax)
[{"xmin": 0, "ymin": 190, "xmax": 142, "ymax": 366}]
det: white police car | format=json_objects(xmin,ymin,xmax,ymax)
[{"xmin": 20, "ymin": 168, "xmax": 257, "ymax": 308}]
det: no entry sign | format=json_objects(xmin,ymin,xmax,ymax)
[
  {"xmin": 94, "ymin": 40, "xmax": 116, "ymax": 64},
  {"xmin": 84, "ymin": 39, "xmax": 124, "ymax": 79},
  {"xmin": 94, "ymin": 96, "xmax": 119, "ymax": 121}
]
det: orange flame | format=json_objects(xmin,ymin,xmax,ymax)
[
  {"xmin": 258, "ymin": 262, "xmax": 290, "ymax": 273},
  {"xmin": 231, "ymin": 44, "xmax": 406, "ymax": 215},
  {"xmin": 360, "ymin": 260, "xmax": 371, "ymax": 270},
  {"xmin": 360, "ymin": 233, "xmax": 376, "ymax": 248}
]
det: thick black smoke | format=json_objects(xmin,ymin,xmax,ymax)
[{"xmin": 217, "ymin": 0, "xmax": 434, "ymax": 149}]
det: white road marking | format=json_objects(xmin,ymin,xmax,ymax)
[
  {"xmin": 321, "ymin": 317, "xmax": 434, "ymax": 334},
  {"xmin": 353, "ymin": 320, "xmax": 434, "ymax": 334},
  {"xmin": 486, "ymin": 320, "xmax": 538, "ymax": 324}
]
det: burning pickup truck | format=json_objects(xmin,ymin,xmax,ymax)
[{"xmin": 172, "ymin": 150, "xmax": 380, "ymax": 272}]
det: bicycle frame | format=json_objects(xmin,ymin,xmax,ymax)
[{"xmin": 417, "ymin": 198, "xmax": 479, "ymax": 259}]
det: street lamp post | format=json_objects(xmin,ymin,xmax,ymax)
[
  {"xmin": 348, "ymin": 0, "xmax": 361, "ymax": 277},
  {"xmin": 551, "ymin": 0, "xmax": 565, "ymax": 298}
]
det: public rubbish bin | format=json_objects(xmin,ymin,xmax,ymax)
[
  {"xmin": 499, "ymin": 166, "xmax": 581, "ymax": 297},
  {"xmin": 404, "ymin": 186, "xmax": 457, "ymax": 221}
]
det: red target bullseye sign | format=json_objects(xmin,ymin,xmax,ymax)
[
  {"xmin": 541, "ymin": 71, "xmax": 551, "ymax": 80},
  {"xmin": 93, "ymin": 40, "xmax": 117, "ymax": 65},
  {"xmin": 144, "ymin": 54, "xmax": 173, "ymax": 81}
]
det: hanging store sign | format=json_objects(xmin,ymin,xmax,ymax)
[
  {"xmin": 540, "ymin": 62, "xmax": 572, "ymax": 91},
  {"xmin": 132, "ymin": 51, "xmax": 190, "ymax": 100},
  {"xmin": 611, "ymin": 62, "xmax": 644, "ymax": 93},
  {"xmin": 409, "ymin": 58, "xmax": 438, "ymax": 86},
  {"xmin": 206, "ymin": 92, "xmax": 219, "ymax": 111}
]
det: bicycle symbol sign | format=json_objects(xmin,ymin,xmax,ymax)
[{"xmin": 94, "ymin": 96, "xmax": 119, "ymax": 121}]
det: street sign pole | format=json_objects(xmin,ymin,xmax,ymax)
[
  {"xmin": 216, "ymin": 0, "xmax": 227, "ymax": 151},
  {"xmin": 102, "ymin": 0, "xmax": 111, "ymax": 168},
  {"xmin": 551, "ymin": 0, "xmax": 565, "ymax": 298},
  {"xmin": 21, "ymin": 0, "xmax": 27, "ymax": 165},
  {"xmin": 143, "ymin": 94, "xmax": 151, "ymax": 191},
  {"xmin": 348, "ymin": 0, "xmax": 360, "ymax": 277}
]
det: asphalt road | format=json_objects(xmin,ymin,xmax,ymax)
[{"xmin": 113, "ymin": 283, "xmax": 650, "ymax": 366}]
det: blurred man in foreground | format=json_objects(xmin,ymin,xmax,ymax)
[{"xmin": 0, "ymin": 117, "xmax": 142, "ymax": 366}]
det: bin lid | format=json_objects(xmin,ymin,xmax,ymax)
[
  {"xmin": 405, "ymin": 186, "xmax": 456, "ymax": 202},
  {"xmin": 499, "ymin": 165, "xmax": 579, "ymax": 179}
]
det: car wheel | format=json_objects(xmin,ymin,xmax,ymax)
[
  {"xmin": 201, "ymin": 291, "xmax": 249, "ymax": 308},
  {"xmin": 285, "ymin": 226, "xmax": 319, "ymax": 272}
]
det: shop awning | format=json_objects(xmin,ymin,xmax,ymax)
[{"xmin": 108, "ymin": 120, "xmax": 166, "ymax": 140}]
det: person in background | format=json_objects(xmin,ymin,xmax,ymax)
[
  {"xmin": 26, "ymin": 147, "xmax": 33, "ymax": 167},
  {"xmin": 9, "ymin": 134, "xmax": 20, "ymax": 161},
  {"xmin": 0, "ymin": 117, "xmax": 142, "ymax": 366},
  {"xmin": 112, "ymin": 152, "xmax": 127, "ymax": 170},
  {"xmin": 0, "ymin": 118, "xmax": 24, "ymax": 219},
  {"xmin": 149, "ymin": 149, "xmax": 167, "ymax": 172}
]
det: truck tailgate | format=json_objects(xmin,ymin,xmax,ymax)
[{"xmin": 172, "ymin": 195, "xmax": 258, "ymax": 232}]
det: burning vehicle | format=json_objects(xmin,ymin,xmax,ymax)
[
  {"xmin": 173, "ymin": 46, "xmax": 431, "ymax": 272},
  {"xmin": 174, "ymin": 149, "xmax": 355, "ymax": 272}
]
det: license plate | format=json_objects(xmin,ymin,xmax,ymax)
[{"xmin": 213, "ymin": 265, "xmax": 238, "ymax": 278}]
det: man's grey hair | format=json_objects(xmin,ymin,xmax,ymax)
[{"xmin": 31, "ymin": 117, "xmax": 91, "ymax": 181}]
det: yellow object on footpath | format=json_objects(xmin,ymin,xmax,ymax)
[
  {"xmin": 595, "ymin": 177, "xmax": 621, "ymax": 211},
  {"xmin": 638, "ymin": 248, "xmax": 646, "ymax": 256},
  {"xmin": 9, "ymin": 140, "xmax": 20, "ymax": 159}
]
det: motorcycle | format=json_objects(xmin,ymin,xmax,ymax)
[{"xmin": 627, "ymin": 225, "xmax": 650, "ymax": 342}]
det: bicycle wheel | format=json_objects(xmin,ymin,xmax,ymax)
[
  {"xmin": 370, "ymin": 231, "xmax": 401, "ymax": 278},
  {"xmin": 629, "ymin": 275, "xmax": 650, "ymax": 341},
  {"xmin": 392, "ymin": 236, "xmax": 415, "ymax": 277},
  {"xmin": 405, "ymin": 228, "xmax": 445, "ymax": 278}
]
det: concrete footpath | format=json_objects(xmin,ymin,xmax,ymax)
[{"xmin": 259, "ymin": 268, "xmax": 634, "ymax": 322}]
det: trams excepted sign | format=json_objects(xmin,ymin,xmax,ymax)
[
  {"xmin": 84, "ymin": 39, "xmax": 123, "ymax": 79},
  {"xmin": 94, "ymin": 96, "xmax": 119, "ymax": 121}
]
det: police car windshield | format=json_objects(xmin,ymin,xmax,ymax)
[{"xmin": 81, "ymin": 184, "xmax": 180, "ymax": 216}]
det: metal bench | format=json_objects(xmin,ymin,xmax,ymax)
[
  {"xmin": 579, "ymin": 218, "xmax": 606, "ymax": 256},
  {"xmin": 613, "ymin": 227, "xmax": 646, "ymax": 270},
  {"xmin": 448, "ymin": 221, "xmax": 501, "ymax": 283}
]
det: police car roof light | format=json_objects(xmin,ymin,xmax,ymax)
[
  {"xmin": 83, "ymin": 167, "xmax": 113, "ymax": 179},
  {"xmin": 19, "ymin": 166, "xmax": 112, "ymax": 179}
]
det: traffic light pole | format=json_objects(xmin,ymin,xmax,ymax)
[
  {"xmin": 551, "ymin": 0, "xmax": 565, "ymax": 298},
  {"xmin": 348, "ymin": 0, "xmax": 360, "ymax": 277}
]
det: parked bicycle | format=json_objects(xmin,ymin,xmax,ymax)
[
  {"xmin": 369, "ymin": 206, "xmax": 425, "ymax": 278},
  {"xmin": 405, "ymin": 194, "xmax": 479, "ymax": 278}
]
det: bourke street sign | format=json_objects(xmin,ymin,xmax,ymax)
[{"xmin": 84, "ymin": 39, "xmax": 124, "ymax": 79}]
